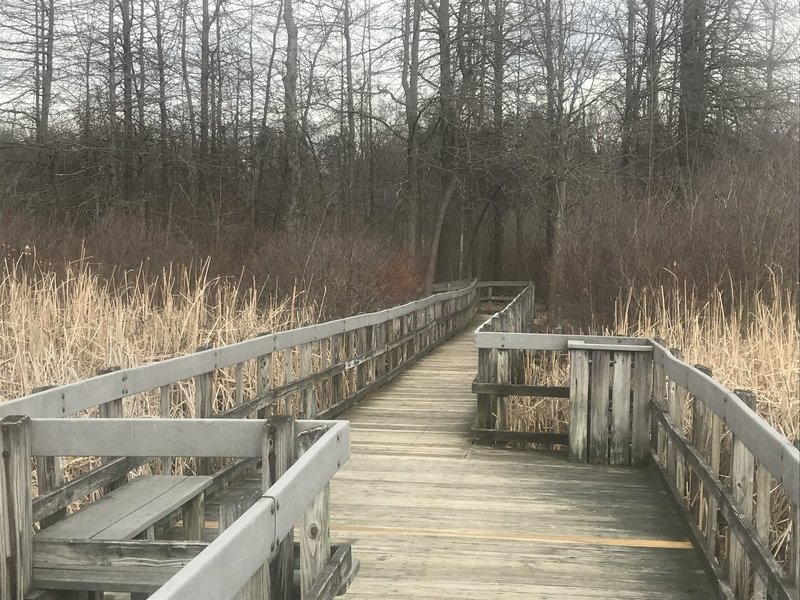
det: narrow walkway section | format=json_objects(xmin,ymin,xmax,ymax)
[{"xmin": 331, "ymin": 320, "xmax": 714, "ymax": 599}]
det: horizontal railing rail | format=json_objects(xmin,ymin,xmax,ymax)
[
  {"xmin": 0, "ymin": 282, "xmax": 478, "ymax": 419},
  {"xmin": 650, "ymin": 346, "xmax": 800, "ymax": 600}
]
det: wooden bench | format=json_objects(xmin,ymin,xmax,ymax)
[{"xmin": 34, "ymin": 475, "xmax": 212, "ymax": 596}]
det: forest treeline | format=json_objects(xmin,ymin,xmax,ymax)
[{"xmin": 0, "ymin": 0, "xmax": 797, "ymax": 320}]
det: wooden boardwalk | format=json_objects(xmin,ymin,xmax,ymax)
[{"xmin": 330, "ymin": 320, "xmax": 715, "ymax": 599}]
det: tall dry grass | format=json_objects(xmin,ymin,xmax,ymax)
[
  {"xmin": 615, "ymin": 278, "xmax": 799, "ymax": 442},
  {"xmin": 0, "ymin": 253, "xmax": 317, "ymax": 405},
  {"xmin": 1, "ymin": 253, "xmax": 319, "ymax": 496}
]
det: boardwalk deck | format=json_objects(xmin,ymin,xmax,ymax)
[{"xmin": 329, "ymin": 319, "xmax": 715, "ymax": 599}]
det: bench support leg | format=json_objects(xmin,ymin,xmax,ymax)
[{"xmin": 182, "ymin": 492, "xmax": 205, "ymax": 540}]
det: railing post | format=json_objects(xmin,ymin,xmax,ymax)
[
  {"xmin": 270, "ymin": 416, "xmax": 296, "ymax": 600},
  {"xmin": 610, "ymin": 352, "xmax": 632, "ymax": 465},
  {"xmin": 1, "ymin": 415, "xmax": 33, "ymax": 600},
  {"xmin": 631, "ymin": 352, "xmax": 653, "ymax": 466},
  {"xmin": 31, "ymin": 385, "xmax": 66, "ymax": 528},
  {"xmin": 194, "ymin": 350, "xmax": 214, "ymax": 475},
  {"xmin": 98, "ymin": 367, "xmax": 128, "ymax": 491},
  {"xmin": 257, "ymin": 352, "xmax": 273, "ymax": 419},
  {"xmin": 160, "ymin": 384, "xmax": 172, "ymax": 474},
  {"xmin": 568, "ymin": 349, "xmax": 590, "ymax": 462},
  {"xmin": 300, "ymin": 343, "xmax": 315, "ymax": 417},
  {"xmin": 298, "ymin": 428, "xmax": 330, "ymax": 599},
  {"xmin": 667, "ymin": 349, "xmax": 685, "ymax": 495},
  {"xmin": 476, "ymin": 347, "xmax": 493, "ymax": 430},
  {"xmin": 728, "ymin": 389, "xmax": 756, "ymax": 599}
]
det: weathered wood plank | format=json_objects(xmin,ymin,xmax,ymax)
[
  {"xmin": 471, "ymin": 381, "xmax": 571, "ymax": 398},
  {"xmin": 568, "ymin": 350, "xmax": 590, "ymax": 462},
  {"xmin": 753, "ymin": 461, "xmax": 772, "ymax": 600},
  {"xmin": 589, "ymin": 351, "xmax": 611, "ymax": 464},
  {"xmin": 0, "ymin": 423, "xmax": 12, "ymax": 600},
  {"xmin": 270, "ymin": 417, "xmax": 295, "ymax": 600},
  {"xmin": 2, "ymin": 415, "xmax": 34, "ymax": 599},
  {"xmin": 194, "ymin": 363, "xmax": 214, "ymax": 476},
  {"xmin": 470, "ymin": 429, "xmax": 568, "ymax": 446},
  {"xmin": 37, "ymin": 476, "xmax": 212, "ymax": 541},
  {"xmin": 728, "ymin": 389, "xmax": 756, "ymax": 599},
  {"xmin": 610, "ymin": 352, "xmax": 632, "ymax": 466},
  {"xmin": 631, "ymin": 352, "xmax": 653, "ymax": 466},
  {"xmin": 303, "ymin": 544, "xmax": 357, "ymax": 600},
  {"xmin": 160, "ymin": 384, "xmax": 172, "ymax": 475}
]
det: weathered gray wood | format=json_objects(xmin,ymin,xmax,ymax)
[
  {"xmin": 181, "ymin": 492, "xmax": 205, "ymax": 541},
  {"xmin": 475, "ymin": 331, "xmax": 651, "ymax": 350},
  {"xmin": 651, "ymin": 347, "xmax": 668, "ymax": 463},
  {"xmin": 98, "ymin": 368, "xmax": 127, "ymax": 495},
  {"xmin": 2, "ymin": 415, "xmax": 34, "ymax": 599},
  {"xmin": 476, "ymin": 348, "xmax": 492, "ymax": 430},
  {"xmin": 301, "ymin": 343, "xmax": 315, "ymax": 417},
  {"xmin": 652, "ymin": 404, "xmax": 795, "ymax": 600},
  {"xmin": 610, "ymin": 352, "xmax": 632, "ymax": 465},
  {"xmin": 297, "ymin": 428, "xmax": 331, "ymax": 599},
  {"xmin": 568, "ymin": 350, "xmax": 590, "ymax": 462},
  {"xmin": 728, "ymin": 389, "xmax": 756, "ymax": 599},
  {"xmin": 651, "ymin": 341, "xmax": 800, "ymax": 505},
  {"xmin": 194, "ymin": 358, "xmax": 214, "ymax": 476},
  {"xmin": 471, "ymin": 381, "xmax": 570, "ymax": 397},
  {"xmin": 37, "ymin": 476, "xmax": 212, "ymax": 541},
  {"xmin": 300, "ymin": 484, "xmax": 330, "ymax": 599},
  {"xmin": 35, "ymin": 456, "xmax": 65, "ymax": 529},
  {"xmin": 650, "ymin": 451, "xmax": 736, "ymax": 600},
  {"xmin": 631, "ymin": 352, "xmax": 653, "ymax": 465},
  {"xmin": 589, "ymin": 350, "xmax": 611, "ymax": 464},
  {"xmin": 494, "ymin": 349, "xmax": 510, "ymax": 431},
  {"xmin": 302, "ymin": 544, "xmax": 356, "ymax": 600},
  {"xmin": 33, "ymin": 456, "xmax": 148, "ymax": 524},
  {"xmin": 33, "ymin": 539, "xmax": 207, "ymax": 569},
  {"xmin": 159, "ymin": 384, "xmax": 171, "ymax": 475},
  {"xmin": 668, "ymin": 350, "xmax": 686, "ymax": 496},
  {"xmin": 270, "ymin": 417, "xmax": 295, "ymax": 600},
  {"xmin": 470, "ymin": 429, "xmax": 568, "ymax": 446},
  {"xmin": 753, "ymin": 461, "xmax": 772, "ymax": 600},
  {"xmin": 568, "ymin": 341, "xmax": 653, "ymax": 352},
  {"xmin": 30, "ymin": 419, "xmax": 270, "ymax": 458},
  {"xmin": 256, "ymin": 352, "xmax": 273, "ymax": 420},
  {"xmin": 0, "ymin": 423, "xmax": 12, "ymax": 600}
]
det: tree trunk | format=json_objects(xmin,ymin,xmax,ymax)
[
  {"xmin": 284, "ymin": 0, "xmax": 301, "ymax": 230},
  {"xmin": 678, "ymin": 0, "xmax": 706, "ymax": 167},
  {"xmin": 402, "ymin": 0, "xmax": 421, "ymax": 258}
]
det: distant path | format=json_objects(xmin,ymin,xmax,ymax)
[{"xmin": 330, "ymin": 319, "xmax": 714, "ymax": 599}]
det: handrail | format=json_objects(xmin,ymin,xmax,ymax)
[
  {"xmin": 148, "ymin": 421, "xmax": 349, "ymax": 600},
  {"xmin": 651, "ymin": 341, "xmax": 799, "ymax": 506},
  {"xmin": 0, "ymin": 281, "xmax": 478, "ymax": 419}
]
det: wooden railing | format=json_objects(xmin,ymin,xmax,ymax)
[
  {"xmin": 650, "ymin": 344, "xmax": 800, "ymax": 600},
  {"xmin": 0, "ymin": 282, "xmax": 478, "ymax": 599},
  {"xmin": 0, "ymin": 415, "xmax": 351, "ymax": 599},
  {"xmin": 473, "ymin": 283, "xmax": 800, "ymax": 600}
]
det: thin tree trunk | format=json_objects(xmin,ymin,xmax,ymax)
[
  {"xmin": 343, "ymin": 0, "xmax": 357, "ymax": 229},
  {"xmin": 284, "ymin": 0, "xmax": 300, "ymax": 230},
  {"xmin": 402, "ymin": 0, "xmax": 421, "ymax": 258}
]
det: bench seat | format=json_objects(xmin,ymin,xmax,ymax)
[{"xmin": 37, "ymin": 475, "xmax": 212, "ymax": 541}]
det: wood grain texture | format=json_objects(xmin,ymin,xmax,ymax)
[
  {"xmin": 631, "ymin": 352, "xmax": 653, "ymax": 466},
  {"xmin": 568, "ymin": 350, "xmax": 590, "ymax": 462},
  {"xmin": 329, "ymin": 323, "xmax": 715, "ymax": 599},
  {"xmin": 610, "ymin": 352, "xmax": 632, "ymax": 465},
  {"xmin": 37, "ymin": 476, "xmax": 212, "ymax": 541},
  {"xmin": 0, "ymin": 424, "xmax": 12, "ymax": 600},
  {"xmin": 2, "ymin": 416, "xmax": 34, "ymax": 599},
  {"xmin": 589, "ymin": 350, "xmax": 611, "ymax": 464}
]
